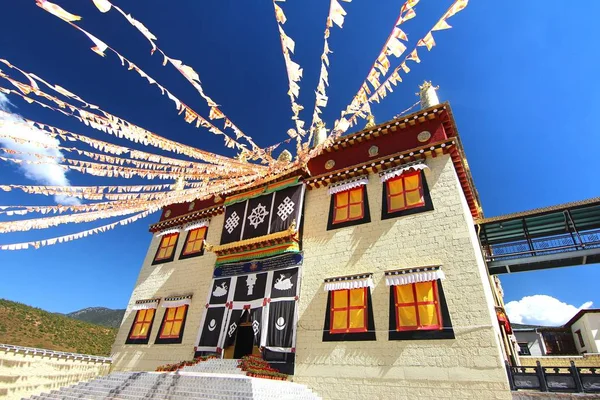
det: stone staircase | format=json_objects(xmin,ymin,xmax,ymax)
[{"xmin": 22, "ymin": 359, "xmax": 321, "ymax": 400}]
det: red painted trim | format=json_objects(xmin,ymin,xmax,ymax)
[
  {"xmin": 159, "ymin": 305, "xmax": 188, "ymax": 339},
  {"xmin": 129, "ymin": 309, "xmax": 155, "ymax": 340},
  {"xmin": 332, "ymin": 187, "xmax": 365, "ymax": 224},
  {"xmin": 181, "ymin": 227, "xmax": 207, "ymax": 256},
  {"xmin": 153, "ymin": 232, "xmax": 179, "ymax": 262},
  {"xmin": 386, "ymin": 171, "xmax": 425, "ymax": 213},
  {"xmin": 394, "ymin": 281, "xmax": 442, "ymax": 332},
  {"xmin": 329, "ymin": 288, "xmax": 368, "ymax": 334}
]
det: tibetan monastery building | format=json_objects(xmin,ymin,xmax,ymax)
[{"xmin": 111, "ymin": 95, "xmax": 514, "ymax": 399}]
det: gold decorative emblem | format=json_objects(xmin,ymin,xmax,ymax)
[
  {"xmin": 325, "ymin": 159, "xmax": 335, "ymax": 170},
  {"xmin": 368, "ymin": 145, "xmax": 379, "ymax": 157},
  {"xmin": 214, "ymin": 195, "xmax": 222, "ymax": 203},
  {"xmin": 417, "ymin": 130, "xmax": 431, "ymax": 142},
  {"xmin": 188, "ymin": 202, "xmax": 195, "ymax": 211},
  {"xmin": 164, "ymin": 209, "xmax": 171, "ymax": 218}
]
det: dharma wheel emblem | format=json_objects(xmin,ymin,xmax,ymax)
[
  {"xmin": 417, "ymin": 130, "xmax": 432, "ymax": 142},
  {"xmin": 164, "ymin": 209, "xmax": 171, "ymax": 218},
  {"xmin": 325, "ymin": 159, "xmax": 335, "ymax": 170},
  {"xmin": 368, "ymin": 145, "xmax": 379, "ymax": 157},
  {"xmin": 188, "ymin": 202, "xmax": 195, "ymax": 211}
]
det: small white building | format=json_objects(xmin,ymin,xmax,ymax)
[{"xmin": 512, "ymin": 309, "xmax": 600, "ymax": 357}]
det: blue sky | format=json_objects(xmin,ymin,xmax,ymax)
[{"xmin": 0, "ymin": 0, "xmax": 598, "ymax": 324}]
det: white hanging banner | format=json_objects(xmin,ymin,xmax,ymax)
[
  {"xmin": 385, "ymin": 266, "xmax": 445, "ymax": 286},
  {"xmin": 132, "ymin": 298, "xmax": 160, "ymax": 310},
  {"xmin": 379, "ymin": 161, "xmax": 428, "ymax": 183},
  {"xmin": 324, "ymin": 273, "xmax": 373, "ymax": 292},
  {"xmin": 161, "ymin": 295, "xmax": 192, "ymax": 308},
  {"xmin": 327, "ymin": 176, "xmax": 369, "ymax": 195}
]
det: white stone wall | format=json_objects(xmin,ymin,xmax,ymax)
[
  {"xmin": 111, "ymin": 154, "xmax": 512, "ymax": 399},
  {"xmin": 110, "ymin": 213, "xmax": 224, "ymax": 372},
  {"xmin": 0, "ymin": 348, "xmax": 110, "ymax": 400},
  {"xmin": 571, "ymin": 313, "xmax": 600, "ymax": 354},
  {"xmin": 513, "ymin": 331, "xmax": 545, "ymax": 356},
  {"xmin": 293, "ymin": 155, "xmax": 511, "ymax": 399}
]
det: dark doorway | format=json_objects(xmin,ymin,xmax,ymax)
[{"xmin": 233, "ymin": 325, "xmax": 254, "ymax": 359}]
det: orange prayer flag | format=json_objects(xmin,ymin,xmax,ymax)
[
  {"xmin": 406, "ymin": 49, "xmax": 421, "ymax": 63},
  {"xmin": 274, "ymin": 3, "xmax": 287, "ymax": 24},
  {"xmin": 400, "ymin": 8, "xmax": 416, "ymax": 23},
  {"xmin": 330, "ymin": 0, "xmax": 348, "ymax": 28},
  {"xmin": 417, "ymin": 32, "xmax": 436, "ymax": 51},
  {"xmin": 92, "ymin": 0, "xmax": 112, "ymax": 13},
  {"xmin": 209, "ymin": 107, "xmax": 225, "ymax": 120},
  {"xmin": 36, "ymin": 0, "xmax": 81, "ymax": 22},
  {"xmin": 445, "ymin": 0, "xmax": 469, "ymax": 19},
  {"xmin": 432, "ymin": 18, "xmax": 452, "ymax": 31}
]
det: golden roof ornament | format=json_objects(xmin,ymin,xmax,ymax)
[
  {"xmin": 365, "ymin": 114, "xmax": 376, "ymax": 128},
  {"xmin": 417, "ymin": 80, "xmax": 440, "ymax": 109},
  {"xmin": 311, "ymin": 121, "xmax": 328, "ymax": 148},
  {"xmin": 277, "ymin": 149, "xmax": 292, "ymax": 163},
  {"xmin": 172, "ymin": 176, "xmax": 186, "ymax": 191}
]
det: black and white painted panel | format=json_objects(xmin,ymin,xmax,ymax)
[{"xmin": 220, "ymin": 184, "xmax": 304, "ymax": 245}]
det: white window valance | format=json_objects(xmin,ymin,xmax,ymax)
[
  {"xmin": 328, "ymin": 176, "xmax": 369, "ymax": 195},
  {"xmin": 324, "ymin": 273, "xmax": 373, "ymax": 292},
  {"xmin": 161, "ymin": 295, "xmax": 192, "ymax": 308},
  {"xmin": 156, "ymin": 227, "xmax": 180, "ymax": 237},
  {"xmin": 385, "ymin": 266, "xmax": 445, "ymax": 286},
  {"xmin": 379, "ymin": 161, "xmax": 428, "ymax": 183},
  {"xmin": 184, "ymin": 219, "xmax": 210, "ymax": 232},
  {"xmin": 132, "ymin": 298, "xmax": 160, "ymax": 310}
]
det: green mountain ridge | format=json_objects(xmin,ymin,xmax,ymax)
[
  {"xmin": 0, "ymin": 299, "xmax": 117, "ymax": 356},
  {"xmin": 66, "ymin": 307, "xmax": 125, "ymax": 329}
]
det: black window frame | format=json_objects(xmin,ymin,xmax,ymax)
[
  {"xmin": 326, "ymin": 185, "xmax": 371, "ymax": 230},
  {"xmin": 518, "ymin": 342, "xmax": 532, "ymax": 356},
  {"xmin": 152, "ymin": 232, "xmax": 180, "ymax": 266},
  {"xmin": 178, "ymin": 226, "xmax": 209, "ymax": 260},
  {"xmin": 381, "ymin": 169, "xmax": 434, "ymax": 220},
  {"xmin": 125, "ymin": 309, "xmax": 157, "ymax": 345},
  {"xmin": 154, "ymin": 304, "xmax": 190, "ymax": 345},
  {"xmin": 322, "ymin": 287, "xmax": 376, "ymax": 342},
  {"xmin": 388, "ymin": 279, "xmax": 455, "ymax": 341}
]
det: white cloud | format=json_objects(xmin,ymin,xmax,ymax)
[
  {"xmin": 505, "ymin": 294, "xmax": 593, "ymax": 326},
  {"xmin": 0, "ymin": 93, "xmax": 81, "ymax": 205}
]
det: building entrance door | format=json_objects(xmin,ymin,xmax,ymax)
[{"xmin": 233, "ymin": 324, "xmax": 255, "ymax": 359}]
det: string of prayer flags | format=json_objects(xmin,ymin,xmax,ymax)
[
  {"xmin": 271, "ymin": 0, "xmax": 306, "ymax": 155},
  {"xmin": 31, "ymin": 6, "xmax": 270, "ymax": 164},
  {"xmin": 0, "ymin": 80, "xmax": 259, "ymax": 171},
  {"xmin": 91, "ymin": 1, "xmax": 270, "ymax": 163},
  {"xmin": 309, "ymin": 0, "xmax": 352, "ymax": 143},
  {"xmin": 340, "ymin": 0, "xmax": 418, "ymax": 119},
  {"xmin": 35, "ymin": 0, "xmax": 81, "ymax": 22},
  {"xmin": 342, "ymin": 0, "xmax": 470, "ymax": 127}
]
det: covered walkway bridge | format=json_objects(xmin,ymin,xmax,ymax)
[{"xmin": 476, "ymin": 197, "xmax": 600, "ymax": 274}]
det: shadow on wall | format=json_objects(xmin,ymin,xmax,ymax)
[{"xmin": 110, "ymin": 253, "xmax": 214, "ymax": 371}]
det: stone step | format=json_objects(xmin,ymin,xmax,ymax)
[{"xmin": 23, "ymin": 371, "xmax": 321, "ymax": 400}]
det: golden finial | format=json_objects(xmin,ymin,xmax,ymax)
[
  {"xmin": 365, "ymin": 114, "xmax": 376, "ymax": 128},
  {"xmin": 277, "ymin": 149, "xmax": 292, "ymax": 163},
  {"xmin": 172, "ymin": 176, "xmax": 186, "ymax": 191}
]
